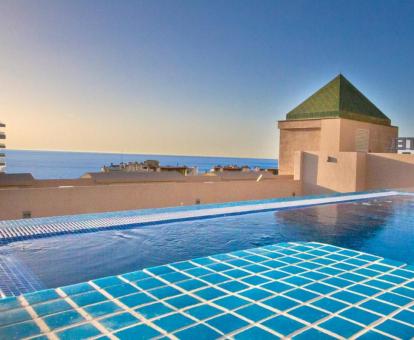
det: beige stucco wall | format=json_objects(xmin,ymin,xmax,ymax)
[
  {"xmin": 297, "ymin": 151, "xmax": 367, "ymax": 194},
  {"xmin": 278, "ymin": 120, "xmax": 321, "ymax": 175},
  {"xmin": 339, "ymin": 119, "xmax": 398, "ymax": 152},
  {"xmin": 278, "ymin": 118, "xmax": 397, "ymax": 175},
  {"xmin": 0, "ymin": 177, "xmax": 301, "ymax": 220},
  {"xmin": 365, "ymin": 153, "xmax": 414, "ymax": 189},
  {"xmin": 296, "ymin": 151, "xmax": 414, "ymax": 193}
]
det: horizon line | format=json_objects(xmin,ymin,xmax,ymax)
[{"xmin": 5, "ymin": 148, "xmax": 278, "ymax": 161}]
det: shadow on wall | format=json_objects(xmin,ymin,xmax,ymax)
[
  {"xmin": 366, "ymin": 154, "xmax": 414, "ymax": 190},
  {"xmin": 301, "ymin": 153, "xmax": 337, "ymax": 195}
]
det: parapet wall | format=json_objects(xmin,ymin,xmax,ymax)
[
  {"xmin": 296, "ymin": 151, "xmax": 414, "ymax": 194},
  {"xmin": 0, "ymin": 177, "xmax": 301, "ymax": 220}
]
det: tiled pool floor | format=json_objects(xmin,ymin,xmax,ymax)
[{"xmin": 1, "ymin": 242, "xmax": 414, "ymax": 339}]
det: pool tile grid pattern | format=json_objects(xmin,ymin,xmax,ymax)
[
  {"xmin": 1, "ymin": 242, "xmax": 414, "ymax": 339},
  {"xmin": 0, "ymin": 191, "xmax": 399, "ymax": 244},
  {"xmin": 0, "ymin": 256, "xmax": 45, "ymax": 298}
]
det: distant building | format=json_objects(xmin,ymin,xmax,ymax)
[
  {"xmin": 278, "ymin": 74, "xmax": 398, "ymax": 175},
  {"xmin": 0, "ymin": 122, "xmax": 5, "ymax": 173}
]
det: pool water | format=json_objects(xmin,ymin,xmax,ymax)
[{"xmin": 1, "ymin": 195, "xmax": 414, "ymax": 290}]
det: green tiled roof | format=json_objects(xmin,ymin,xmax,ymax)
[{"xmin": 286, "ymin": 75, "xmax": 391, "ymax": 126}]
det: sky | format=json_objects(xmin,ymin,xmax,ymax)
[{"xmin": 1, "ymin": 0, "xmax": 413, "ymax": 159}]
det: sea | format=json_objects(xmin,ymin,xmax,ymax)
[{"xmin": 4, "ymin": 150, "xmax": 278, "ymax": 179}]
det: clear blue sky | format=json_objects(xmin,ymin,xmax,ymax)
[{"xmin": 1, "ymin": 0, "xmax": 413, "ymax": 158}]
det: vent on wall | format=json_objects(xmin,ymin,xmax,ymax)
[{"xmin": 356, "ymin": 129, "xmax": 369, "ymax": 152}]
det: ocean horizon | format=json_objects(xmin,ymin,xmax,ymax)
[{"xmin": 4, "ymin": 149, "xmax": 278, "ymax": 179}]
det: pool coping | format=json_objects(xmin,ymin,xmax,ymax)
[{"xmin": 0, "ymin": 190, "xmax": 402, "ymax": 244}]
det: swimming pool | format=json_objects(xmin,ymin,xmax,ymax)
[{"xmin": 1, "ymin": 191, "xmax": 413, "ymax": 296}]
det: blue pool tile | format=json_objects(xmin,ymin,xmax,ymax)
[
  {"xmin": 121, "ymin": 270, "xmax": 150, "ymax": 282},
  {"xmin": 185, "ymin": 267, "xmax": 213, "ymax": 277},
  {"xmin": 318, "ymin": 316, "xmax": 363, "ymax": 338},
  {"xmin": 206, "ymin": 262, "xmax": 232, "ymax": 272},
  {"xmin": 348, "ymin": 284, "xmax": 381, "ymax": 297},
  {"xmin": 392, "ymin": 309, "xmax": 414, "ymax": 324},
  {"xmin": 154, "ymin": 313, "xmax": 195, "ymax": 332},
  {"xmin": 207, "ymin": 313, "xmax": 249, "ymax": 334},
  {"xmin": 200, "ymin": 273, "xmax": 229, "ymax": 284},
  {"xmin": 280, "ymin": 265, "xmax": 306, "ymax": 275},
  {"xmin": 391, "ymin": 268, "xmax": 414, "ymax": 279},
  {"xmin": 375, "ymin": 319, "xmax": 414, "ymax": 338},
  {"xmin": 378, "ymin": 274, "xmax": 406, "ymax": 284},
  {"xmin": 340, "ymin": 307, "xmax": 381, "ymax": 325},
  {"xmin": 134, "ymin": 277, "xmax": 165, "ymax": 290},
  {"xmin": 234, "ymin": 326, "xmax": 276, "ymax": 339},
  {"xmin": 43, "ymin": 310, "xmax": 84, "ymax": 330},
  {"xmin": 283, "ymin": 276, "xmax": 312, "ymax": 287},
  {"xmin": 71, "ymin": 290, "xmax": 107, "ymax": 307},
  {"xmin": 0, "ymin": 308, "xmax": 31, "ymax": 327},
  {"xmin": 100, "ymin": 312, "xmax": 140, "ymax": 331},
  {"xmin": 323, "ymin": 277, "xmax": 353, "ymax": 288},
  {"xmin": 338, "ymin": 272, "xmax": 366, "ymax": 283},
  {"xmin": 193, "ymin": 287, "xmax": 226, "ymax": 300},
  {"xmin": 24, "ymin": 289, "xmax": 60, "ymax": 305},
  {"xmin": 218, "ymin": 280, "xmax": 249, "ymax": 293},
  {"xmin": 392, "ymin": 286, "xmax": 414, "ymax": 299},
  {"xmin": 170, "ymin": 261, "xmax": 194, "ymax": 271},
  {"xmin": 223, "ymin": 268, "xmax": 250, "ymax": 279},
  {"xmin": 376, "ymin": 292, "xmax": 412, "ymax": 306},
  {"xmin": 57, "ymin": 323, "xmax": 102, "ymax": 339},
  {"xmin": 84, "ymin": 300, "xmax": 122, "ymax": 317},
  {"xmin": 114, "ymin": 324, "xmax": 161, "ymax": 339},
  {"xmin": 311, "ymin": 297, "xmax": 348, "ymax": 313},
  {"xmin": 0, "ymin": 321, "xmax": 41, "ymax": 339},
  {"xmin": 135, "ymin": 302, "xmax": 173, "ymax": 319},
  {"xmin": 284, "ymin": 288, "xmax": 319, "ymax": 302},
  {"xmin": 104, "ymin": 283, "xmax": 138, "ymax": 298},
  {"xmin": 359, "ymin": 299, "xmax": 398, "ymax": 315},
  {"xmin": 292, "ymin": 328, "xmax": 334, "ymax": 339},
  {"xmin": 227, "ymin": 258, "xmax": 251, "ymax": 267},
  {"xmin": 262, "ymin": 259, "xmax": 286, "ymax": 269},
  {"xmin": 61, "ymin": 282, "xmax": 93, "ymax": 296},
  {"xmin": 356, "ymin": 330, "xmax": 394, "ymax": 339},
  {"xmin": 305, "ymin": 282, "xmax": 337, "ymax": 295},
  {"xmin": 262, "ymin": 281, "xmax": 293, "ymax": 293},
  {"xmin": 160, "ymin": 271, "xmax": 189, "ymax": 283},
  {"xmin": 191, "ymin": 257, "xmax": 217, "ymax": 266},
  {"xmin": 0, "ymin": 296, "xmax": 21, "ymax": 312},
  {"xmin": 331, "ymin": 290, "xmax": 366, "ymax": 304},
  {"xmin": 235, "ymin": 304, "xmax": 274, "ymax": 322},
  {"xmin": 263, "ymin": 295, "xmax": 299, "ymax": 311},
  {"xmin": 175, "ymin": 279, "xmax": 206, "ymax": 291},
  {"xmin": 300, "ymin": 271, "xmax": 328, "ymax": 281},
  {"xmin": 289, "ymin": 305, "xmax": 329, "ymax": 323},
  {"xmin": 241, "ymin": 275, "xmax": 269, "ymax": 285},
  {"xmin": 32, "ymin": 299, "xmax": 72, "ymax": 317},
  {"xmin": 149, "ymin": 286, "xmax": 182, "ymax": 300},
  {"xmin": 119, "ymin": 292, "xmax": 154, "ymax": 308},
  {"xmin": 364, "ymin": 279, "xmax": 394, "ymax": 290},
  {"xmin": 262, "ymin": 315, "xmax": 306, "ymax": 336},
  {"xmin": 147, "ymin": 265, "xmax": 174, "ymax": 275},
  {"xmin": 184, "ymin": 304, "xmax": 223, "ymax": 320},
  {"xmin": 243, "ymin": 264, "xmax": 269, "ymax": 273},
  {"xmin": 174, "ymin": 323, "xmax": 221, "ymax": 339},
  {"xmin": 213, "ymin": 295, "xmax": 250, "ymax": 310},
  {"xmin": 165, "ymin": 295, "xmax": 201, "ymax": 309},
  {"xmin": 239, "ymin": 287, "xmax": 273, "ymax": 301},
  {"xmin": 93, "ymin": 276, "xmax": 123, "ymax": 288},
  {"xmin": 261, "ymin": 269, "xmax": 290, "ymax": 280}
]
